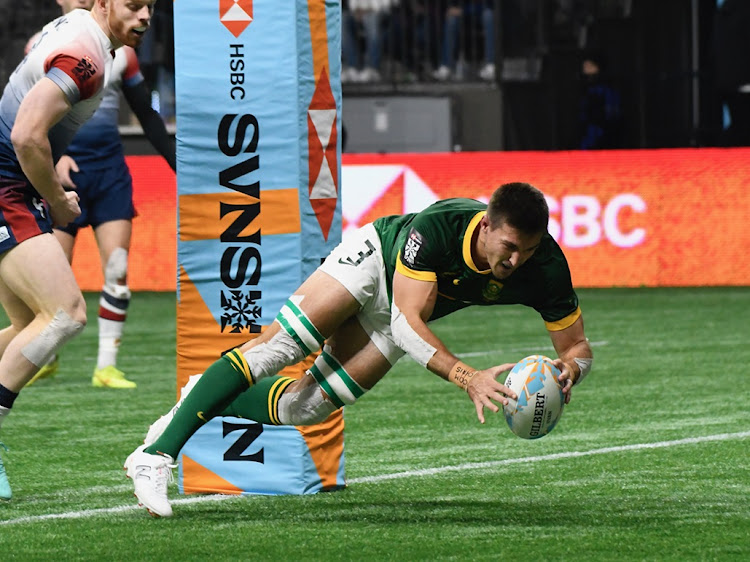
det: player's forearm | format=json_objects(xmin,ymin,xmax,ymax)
[
  {"xmin": 139, "ymin": 111, "xmax": 175, "ymax": 170},
  {"xmin": 13, "ymin": 134, "xmax": 67, "ymax": 205},
  {"xmin": 427, "ymin": 351, "xmax": 481, "ymax": 391},
  {"xmin": 390, "ymin": 305, "xmax": 469, "ymax": 382},
  {"xmin": 559, "ymin": 340, "xmax": 593, "ymax": 383},
  {"xmin": 392, "ymin": 303, "xmax": 442, "ymax": 364},
  {"xmin": 127, "ymin": 81, "xmax": 176, "ymax": 171}
]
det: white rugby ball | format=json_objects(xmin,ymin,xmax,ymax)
[{"xmin": 503, "ymin": 355, "xmax": 565, "ymax": 439}]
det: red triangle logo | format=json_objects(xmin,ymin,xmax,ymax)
[
  {"xmin": 310, "ymin": 198, "xmax": 337, "ymax": 241},
  {"xmin": 219, "ymin": 0, "xmax": 253, "ymax": 38},
  {"xmin": 308, "ymin": 67, "xmax": 338, "ymax": 241}
]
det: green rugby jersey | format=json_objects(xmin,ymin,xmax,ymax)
[{"xmin": 372, "ymin": 198, "xmax": 581, "ymax": 331}]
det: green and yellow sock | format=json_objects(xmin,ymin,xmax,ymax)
[
  {"xmin": 221, "ymin": 375, "xmax": 296, "ymax": 425},
  {"xmin": 146, "ymin": 348, "xmax": 253, "ymax": 458}
]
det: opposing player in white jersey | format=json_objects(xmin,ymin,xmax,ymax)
[
  {"xmin": 27, "ymin": 0, "xmax": 176, "ymax": 390},
  {"xmin": 0, "ymin": 0, "xmax": 155, "ymax": 501}
]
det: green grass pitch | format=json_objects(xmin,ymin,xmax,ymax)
[{"xmin": 1, "ymin": 288, "xmax": 749, "ymax": 560}]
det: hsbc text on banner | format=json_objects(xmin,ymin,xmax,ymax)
[
  {"xmin": 340, "ymin": 149, "xmax": 750, "ymax": 287},
  {"xmin": 70, "ymin": 148, "xmax": 750, "ymax": 291},
  {"xmin": 174, "ymin": 0, "xmax": 344, "ymax": 496}
]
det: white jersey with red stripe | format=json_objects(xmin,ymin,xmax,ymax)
[
  {"xmin": 0, "ymin": 8, "xmax": 115, "ymax": 178},
  {"xmin": 67, "ymin": 46, "xmax": 144, "ymax": 168}
]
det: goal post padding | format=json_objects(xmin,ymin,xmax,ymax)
[{"xmin": 174, "ymin": 0, "xmax": 343, "ymax": 495}]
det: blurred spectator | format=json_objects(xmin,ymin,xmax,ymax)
[
  {"xmin": 136, "ymin": 0, "xmax": 174, "ymax": 122},
  {"xmin": 578, "ymin": 51, "xmax": 622, "ymax": 149},
  {"xmin": 385, "ymin": 0, "xmax": 442, "ymax": 82},
  {"xmin": 432, "ymin": 1, "xmax": 495, "ymax": 82},
  {"xmin": 342, "ymin": 0, "xmax": 399, "ymax": 83},
  {"xmin": 713, "ymin": 0, "xmax": 750, "ymax": 146}
]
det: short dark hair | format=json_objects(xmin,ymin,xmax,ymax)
[{"xmin": 486, "ymin": 182, "xmax": 549, "ymax": 234}]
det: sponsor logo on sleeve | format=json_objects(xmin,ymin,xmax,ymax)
[
  {"xmin": 72, "ymin": 55, "xmax": 96, "ymax": 82},
  {"xmin": 403, "ymin": 228, "xmax": 425, "ymax": 267}
]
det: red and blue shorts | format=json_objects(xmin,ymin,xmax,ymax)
[{"xmin": 0, "ymin": 175, "xmax": 52, "ymax": 255}]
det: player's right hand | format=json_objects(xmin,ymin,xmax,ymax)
[
  {"xmin": 466, "ymin": 363, "xmax": 517, "ymax": 424},
  {"xmin": 50, "ymin": 190, "xmax": 81, "ymax": 227},
  {"xmin": 55, "ymin": 154, "xmax": 79, "ymax": 189}
]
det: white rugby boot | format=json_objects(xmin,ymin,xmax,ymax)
[{"xmin": 124, "ymin": 444, "xmax": 175, "ymax": 517}]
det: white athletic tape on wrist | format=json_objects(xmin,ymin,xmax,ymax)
[
  {"xmin": 390, "ymin": 303, "xmax": 437, "ymax": 367},
  {"xmin": 21, "ymin": 309, "xmax": 84, "ymax": 367},
  {"xmin": 307, "ymin": 345, "xmax": 365, "ymax": 408},
  {"xmin": 573, "ymin": 357, "xmax": 593, "ymax": 385}
]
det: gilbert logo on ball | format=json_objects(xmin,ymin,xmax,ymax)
[{"xmin": 503, "ymin": 355, "xmax": 565, "ymax": 439}]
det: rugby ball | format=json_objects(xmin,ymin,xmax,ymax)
[{"xmin": 503, "ymin": 355, "xmax": 564, "ymax": 439}]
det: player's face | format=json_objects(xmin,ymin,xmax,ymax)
[
  {"xmin": 57, "ymin": 0, "xmax": 95, "ymax": 13},
  {"xmin": 479, "ymin": 219, "xmax": 543, "ymax": 280},
  {"xmin": 106, "ymin": 0, "xmax": 155, "ymax": 48}
]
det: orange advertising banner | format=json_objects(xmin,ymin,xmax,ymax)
[
  {"xmin": 70, "ymin": 155, "xmax": 177, "ymax": 291},
  {"xmin": 341, "ymin": 148, "xmax": 750, "ymax": 288},
  {"xmin": 71, "ymin": 148, "xmax": 750, "ymax": 291}
]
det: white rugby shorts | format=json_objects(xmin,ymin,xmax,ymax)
[{"xmin": 318, "ymin": 223, "xmax": 405, "ymax": 365}]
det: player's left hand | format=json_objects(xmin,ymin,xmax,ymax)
[
  {"xmin": 551, "ymin": 358, "xmax": 575, "ymax": 404},
  {"xmin": 466, "ymin": 363, "xmax": 517, "ymax": 424},
  {"xmin": 55, "ymin": 154, "xmax": 79, "ymax": 189}
]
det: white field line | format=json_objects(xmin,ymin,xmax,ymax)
[{"xmin": 2, "ymin": 429, "xmax": 748, "ymax": 527}]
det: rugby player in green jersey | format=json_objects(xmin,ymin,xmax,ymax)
[{"xmin": 125, "ymin": 182, "xmax": 594, "ymax": 517}]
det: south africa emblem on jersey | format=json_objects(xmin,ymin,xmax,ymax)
[{"xmin": 482, "ymin": 279, "xmax": 504, "ymax": 301}]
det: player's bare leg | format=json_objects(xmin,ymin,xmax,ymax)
[
  {"xmin": 0, "ymin": 234, "xmax": 87, "ymax": 499},
  {"xmin": 25, "ymin": 229, "xmax": 75, "ymax": 385},
  {"xmin": 0, "ymin": 234, "xmax": 86, "ymax": 390},
  {"xmin": 219, "ymin": 311, "xmax": 394, "ymax": 425},
  {"xmin": 150, "ymin": 269, "xmax": 362, "ymax": 456}
]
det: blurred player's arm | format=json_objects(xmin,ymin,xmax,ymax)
[
  {"xmin": 123, "ymin": 79, "xmax": 176, "ymax": 171},
  {"xmin": 391, "ymin": 270, "xmax": 516, "ymax": 423},
  {"xmin": 55, "ymin": 155, "xmax": 79, "ymax": 189},
  {"xmin": 11, "ymin": 77, "xmax": 80, "ymax": 226},
  {"xmin": 548, "ymin": 314, "xmax": 593, "ymax": 400}
]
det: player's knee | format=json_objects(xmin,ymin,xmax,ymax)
[
  {"xmin": 242, "ymin": 298, "xmax": 325, "ymax": 382},
  {"xmin": 67, "ymin": 294, "xmax": 88, "ymax": 327},
  {"xmin": 277, "ymin": 346, "xmax": 365, "ymax": 426},
  {"xmin": 306, "ymin": 345, "xmax": 365, "ymax": 409},
  {"xmin": 21, "ymin": 308, "xmax": 85, "ymax": 367},
  {"xmin": 242, "ymin": 330, "xmax": 307, "ymax": 383},
  {"xmin": 277, "ymin": 378, "xmax": 338, "ymax": 426}
]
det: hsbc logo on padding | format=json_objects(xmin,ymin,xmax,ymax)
[{"xmin": 220, "ymin": 0, "xmax": 253, "ymax": 38}]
